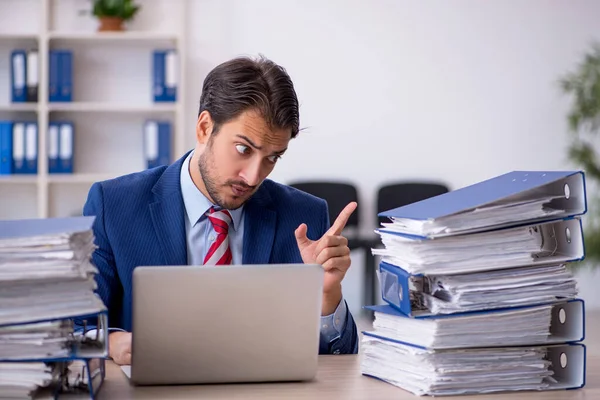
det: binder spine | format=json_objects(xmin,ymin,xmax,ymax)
[
  {"xmin": 158, "ymin": 121, "xmax": 172, "ymax": 166},
  {"xmin": 24, "ymin": 122, "xmax": 38, "ymax": 174},
  {"xmin": 49, "ymin": 50, "xmax": 60, "ymax": 102},
  {"xmin": 59, "ymin": 50, "xmax": 73, "ymax": 102},
  {"xmin": 0, "ymin": 121, "xmax": 13, "ymax": 175},
  {"xmin": 378, "ymin": 262, "xmax": 412, "ymax": 316},
  {"xmin": 48, "ymin": 122, "xmax": 60, "ymax": 174},
  {"xmin": 12, "ymin": 122, "xmax": 25, "ymax": 174},
  {"xmin": 11, "ymin": 50, "xmax": 27, "ymax": 103},
  {"xmin": 26, "ymin": 49, "xmax": 39, "ymax": 103},
  {"xmin": 152, "ymin": 50, "xmax": 165, "ymax": 102},
  {"xmin": 546, "ymin": 344, "xmax": 586, "ymax": 390},
  {"xmin": 59, "ymin": 122, "xmax": 74, "ymax": 173}
]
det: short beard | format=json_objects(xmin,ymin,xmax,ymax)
[{"xmin": 197, "ymin": 140, "xmax": 255, "ymax": 210}]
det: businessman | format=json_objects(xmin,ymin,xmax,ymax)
[{"xmin": 83, "ymin": 55, "xmax": 359, "ymax": 365}]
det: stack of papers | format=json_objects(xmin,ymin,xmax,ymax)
[
  {"xmin": 381, "ymin": 195, "xmax": 566, "ymax": 238},
  {"xmin": 0, "ymin": 216, "xmax": 107, "ymax": 399},
  {"xmin": 361, "ymin": 336, "xmax": 554, "ymax": 396},
  {"xmin": 0, "ymin": 363, "xmax": 58, "ymax": 400},
  {"xmin": 413, "ymin": 263, "xmax": 577, "ymax": 314},
  {"xmin": 361, "ymin": 171, "xmax": 588, "ymax": 395}
]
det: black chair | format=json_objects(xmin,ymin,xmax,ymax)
[
  {"xmin": 365, "ymin": 182, "xmax": 450, "ymax": 308},
  {"xmin": 287, "ymin": 181, "xmax": 362, "ymax": 250},
  {"xmin": 376, "ymin": 182, "xmax": 450, "ymax": 226}
]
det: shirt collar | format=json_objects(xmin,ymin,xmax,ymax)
[{"xmin": 180, "ymin": 151, "xmax": 244, "ymax": 231}]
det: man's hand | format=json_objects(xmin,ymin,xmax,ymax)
[
  {"xmin": 295, "ymin": 202, "xmax": 357, "ymax": 316},
  {"xmin": 109, "ymin": 331, "xmax": 132, "ymax": 365}
]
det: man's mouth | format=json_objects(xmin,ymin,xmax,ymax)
[{"xmin": 231, "ymin": 184, "xmax": 251, "ymax": 197}]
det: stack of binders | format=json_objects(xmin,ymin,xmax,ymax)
[
  {"xmin": 361, "ymin": 171, "xmax": 588, "ymax": 396},
  {"xmin": 0, "ymin": 121, "xmax": 38, "ymax": 175},
  {"xmin": 0, "ymin": 216, "xmax": 108, "ymax": 399}
]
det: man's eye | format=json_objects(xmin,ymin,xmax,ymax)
[
  {"xmin": 267, "ymin": 155, "xmax": 281, "ymax": 163},
  {"xmin": 235, "ymin": 144, "xmax": 249, "ymax": 154}
]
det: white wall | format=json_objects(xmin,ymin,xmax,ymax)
[{"xmin": 184, "ymin": 0, "xmax": 600, "ymax": 313}]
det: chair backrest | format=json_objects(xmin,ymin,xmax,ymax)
[
  {"xmin": 376, "ymin": 182, "xmax": 450, "ymax": 226},
  {"xmin": 287, "ymin": 181, "xmax": 360, "ymax": 230}
]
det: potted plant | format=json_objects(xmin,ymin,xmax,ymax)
[
  {"xmin": 92, "ymin": 0, "xmax": 140, "ymax": 32},
  {"xmin": 561, "ymin": 42, "xmax": 600, "ymax": 265}
]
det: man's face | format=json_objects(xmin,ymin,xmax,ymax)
[{"xmin": 197, "ymin": 110, "xmax": 291, "ymax": 210}]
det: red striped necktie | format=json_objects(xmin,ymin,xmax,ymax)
[{"xmin": 203, "ymin": 207, "xmax": 233, "ymax": 265}]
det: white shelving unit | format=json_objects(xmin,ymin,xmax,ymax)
[{"xmin": 0, "ymin": 0, "xmax": 187, "ymax": 219}]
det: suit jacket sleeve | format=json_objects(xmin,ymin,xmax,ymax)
[
  {"xmin": 81, "ymin": 182, "xmax": 124, "ymax": 330},
  {"xmin": 317, "ymin": 200, "xmax": 359, "ymax": 355}
]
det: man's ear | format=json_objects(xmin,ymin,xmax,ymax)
[{"xmin": 196, "ymin": 110, "xmax": 214, "ymax": 145}]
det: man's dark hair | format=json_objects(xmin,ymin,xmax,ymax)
[{"xmin": 198, "ymin": 55, "xmax": 300, "ymax": 138}]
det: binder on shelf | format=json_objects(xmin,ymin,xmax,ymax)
[
  {"xmin": 10, "ymin": 49, "xmax": 27, "ymax": 103},
  {"xmin": 59, "ymin": 50, "xmax": 73, "ymax": 102},
  {"xmin": 49, "ymin": 50, "xmax": 60, "ymax": 102},
  {"xmin": 48, "ymin": 122, "xmax": 60, "ymax": 173},
  {"xmin": 144, "ymin": 120, "xmax": 171, "ymax": 169},
  {"xmin": 11, "ymin": 122, "xmax": 25, "ymax": 174},
  {"xmin": 24, "ymin": 122, "xmax": 38, "ymax": 174},
  {"xmin": 153, "ymin": 49, "xmax": 177, "ymax": 102},
  {"xmin": 59, "ymin": 122, "xmax": 74, "ymax": 174},
  {"xmin": 26, "ymin": 49, "xmax": 39, "ymax": 103},
  {"xmin": 378, "ymin": 171, "xmax": 587, "ymax": 239},
  {"xmin": 363, "ymin": 299, "xmax": 585, "ymax": 349},
  {"xmin": 360, "ymin": 337, "xmax": 586, "ymax": 396},
  {"xmin": 0, "ymin": 121, "xmax": 13, "ymax": 175}
]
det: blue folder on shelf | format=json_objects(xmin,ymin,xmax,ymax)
[
  {"xmin": 378, "ymin": 171, "xmax": 587, "ymax": 239},
  {"xmin": 0, "ymin": 121, "xmax": 13, "ymax": 175}
]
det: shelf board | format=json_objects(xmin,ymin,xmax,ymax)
[
  {"xmin": 0, "ymin": 33, "xmax": 39, "ymax": 41},
  {"xmin": 0, "ymin": 104, "xmax": 38, "ymax": 112},
  {"xmin": 48, "ymin": 31, "xmax": 178, "ymax": 42},
  {"xmin": 48, "ymin": 102, "xmax": 177, "ymax": 113},
  {"xmin": 48, "ymin": 173, "xmax": 130, "ymax": 184},
  {"xmin": 0, "ymin": 175, "xmax": 38, "ymax": 184}
]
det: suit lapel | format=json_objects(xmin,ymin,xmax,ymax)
[
  {"xmin": 149, "ymin": 153, "xmax": 189, "ymax": 266},
  {"xmin": 243, "ymin": 184, "xmax": 276, "ymax": 264}
]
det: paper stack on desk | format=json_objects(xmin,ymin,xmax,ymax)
[
  {"xmin": 0, "ymin": 216, "xmax": 108, "ymax": 400},
  {"xmin": 361, "ymin": 171, "xmax": 588, "ymax": 396}
]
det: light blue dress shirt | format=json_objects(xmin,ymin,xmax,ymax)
[{"xmin": 180, "ymin": 152, "xmax": 347, "ymax": 343}]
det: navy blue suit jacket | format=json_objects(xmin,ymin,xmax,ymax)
[{"xmin": 82, "ymin": 152, "xmax": 358, "ymax": 355}]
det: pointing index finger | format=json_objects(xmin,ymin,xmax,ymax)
[{"xmin": 326, "ymin": 202, "xmax": 358, "ymax": 236}]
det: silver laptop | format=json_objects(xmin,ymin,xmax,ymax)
[{"xmin": 129, "ymin": 263, "xmax": 324, "ymax": 385}]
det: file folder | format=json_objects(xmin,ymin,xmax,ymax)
[
  {"xmin": 379, "ymin": 171, "xmax": 587, "ymax": 239},
  {"xmin": 144, "ymin": 120, "xmax": 171, "ymax": 168},
  {"xmin": 59, "ymin": 50, "xmax": 73, "ymax": 102},
  {"xmin": 11, "ymin": 122, "xmax": 25, "ymax": 174},
  {"xmin": 10, "ymin": 50, "xmax": 27, "ymax": 103},
  {"xmin": 59, "ymin": 122, "xmax": 74, "ymax": 173},
  {"xmin": 363, "ymin": 299, "xmax": 585, "ymax": 348},
  {"xmin": 360, "ymin": 338, "xmax": 586, "ymax": 395},
  {"xmin": 375, "ymin": 217, "xmax": 585, "ymax": 277},
  {"xmin": 49, "ymin": 50, "xmax": 60, "ymax": 102},
  {"xmin": 0, "ymin": 121, "xmax": 13, "ymax": 175},
  {"xmin": 153, "ymin": 50, "xmax": 177, "ymax": 102},
  {"xmin": 26, "ymin": 50, "xmax": 39, "ymax": 103},
  {"xmin": 24, "ymin": 122, "xmax": 38, "ymax": 174},
  {"xmin": 48, "ymin": 122, "xmax": 60, "ymax": 173}
]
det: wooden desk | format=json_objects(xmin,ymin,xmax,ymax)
[{"xmin": 97, "ymin": 354, "xmax": 599, "ymax": 399}]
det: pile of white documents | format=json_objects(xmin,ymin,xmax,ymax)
[
  {"xmin": 0, "ymin": 216, "xmax": 107, "ymax": 399},
  {"xmin": 361, "ymin": 171, "xmax": 588, "ymax": 396}
]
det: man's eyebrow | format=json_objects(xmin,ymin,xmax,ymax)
[
  {"xmin": 236, "ymin": 134, "xmax": 262, "ymax": 150},
  {"xmin": 236, "ymin": 134, "xmax": 287, "ymax": 155}
]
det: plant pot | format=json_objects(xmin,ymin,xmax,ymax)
[{"xmin": 98, "ymin": 17, "xmax": 124, "ymax": 32}]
